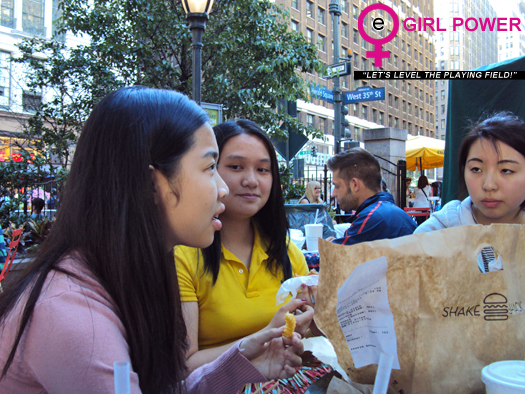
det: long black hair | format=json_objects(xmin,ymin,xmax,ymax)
[
  {"xmin": 0, "ymin": 86, "xmax": 209, "ymax": 393},
  {"xmin": 458, "ymin": 111, "xmax": 525, "ymax": 209},
  {"xmin": 202, "ymin": 119, "xmax": 292, "ymax": 284}
]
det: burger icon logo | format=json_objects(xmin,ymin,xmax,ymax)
[{"xmin": 483, "ymin": 293, "xmax": 509, "ymax": 321}]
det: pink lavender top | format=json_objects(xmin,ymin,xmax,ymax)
[{"xmin": 0, "ymin": 256, "xmax": 266, "ymax": 394}]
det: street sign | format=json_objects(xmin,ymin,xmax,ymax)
[
  {"xmin": 343, "ymin": 87, "xmax": 385, "ymax": 104},
  {"xmin": 202, "ymin": 102, "xmax": 223, "ymax": 126},
  {"xmin": 324, "ymin": 62, "xmax": 352, "ymax": 79},
  {"xmin": 309, "ymin": 84, "xmax": 334, "ymax": 103},
  {"xmin": 298, "ymin": 150, "xmax": 311, "ymax": 156}
]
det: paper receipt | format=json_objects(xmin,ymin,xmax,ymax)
[{"xmin": 336, "ymin": 256, "xmax": 400, "ymax": 369}]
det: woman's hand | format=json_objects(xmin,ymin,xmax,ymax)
[
  {"xmin": 266, "ymin": 299, "xmax": 314, "ymax": 338},
  {"xmin": 239, "ymin": 328, "xmax": 304, "ymax": 380}
]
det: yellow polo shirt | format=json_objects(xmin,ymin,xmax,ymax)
[{"xmin": 175, "ymin": 229, "xmax": 308, "ymax": 350}]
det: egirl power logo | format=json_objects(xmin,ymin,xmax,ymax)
[{"xmin": 355, "ymin": 3, "xmax": 525, "ymax": 80}]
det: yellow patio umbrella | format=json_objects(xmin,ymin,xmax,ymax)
[{"xmin": 405, "ymin": 135, "xmax": 445, "ymax": 171}]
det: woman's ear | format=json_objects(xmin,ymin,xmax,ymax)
[{"xmin": 149, "ymin": 165, "xmax": 160, "ymax": 206}]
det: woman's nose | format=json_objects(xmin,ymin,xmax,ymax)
[
  {"xmin": 217, "ymin": 173, "xmax": 229, "ymax": 199},
  {"xmin": 241, "ymin": 170, "xmax": 258, "ymax": 187},
  {"xmin": 482, "ymin": 172, "xmax": 498, "ymax": 191}
]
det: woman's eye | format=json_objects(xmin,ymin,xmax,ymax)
[
  {"xmin": 228, "ymin": 165, "xmax": 241, "ymax": 170},
  {"xmin": 258, "ymin": 167, "xmax": 270, "ymax": 173},
  {"xmin": 502, "ymin": 168, "xmax": 514, "ymax": 174},
  {"xmin": 470, "ymin": 167, "xmax": 481, "ymax": 173},
  {"xmin": 208, "ymin": 163, "xmax": 216, "ymax": 171}
]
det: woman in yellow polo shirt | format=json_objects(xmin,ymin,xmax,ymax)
[{"xmin": 175, "ymin": 120, "xmax": 315, "ymax": 375}]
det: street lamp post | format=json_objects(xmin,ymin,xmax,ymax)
[
  {"xmin": 182, "ymin": 0, "xmax": 214, "ymax": 106},
  {"xmin": 329, "ymin": 0, "xmax": 342, "ymax": 155}
]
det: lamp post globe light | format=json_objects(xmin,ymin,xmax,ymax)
[{"xmin": 182, "ymin": 0, "xmax": 214, "ymax": 106}]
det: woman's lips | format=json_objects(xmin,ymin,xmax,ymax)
[
  {"xmin": 237, "ymin": 194, "xmax": 259, "ymax": 200},
  {"xmin": 481, "ymin": 199, "xmax": 502, "ymax": 208}
]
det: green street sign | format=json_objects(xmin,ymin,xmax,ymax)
[
  {"xmin": 298, "ymin": 151, "xmax": 311, "ymax": 155},
  {"xmin": 202, "ymin": 102, "xmax": 223, "ymax": 126}
]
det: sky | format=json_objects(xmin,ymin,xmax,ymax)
[{"xmin": 488, "ymin": 0, "xmax": 521, "ymax": 17}]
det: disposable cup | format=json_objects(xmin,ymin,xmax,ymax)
[
  {"xmin": 481, "ymin": 360, "xmax": 525, "ymax": 394},
  {"xmin": 305, "ymin": 224, "xmax": 323, "ymax": 252}
]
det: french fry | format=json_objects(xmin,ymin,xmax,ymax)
[{"xmin": 283, "ymin": 312, "xmax": 296, "ymax": 338}]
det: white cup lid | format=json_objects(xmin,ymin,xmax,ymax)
[{"xmin": 482, "ymin": 361, "xmax": 525, "ymax": 389}]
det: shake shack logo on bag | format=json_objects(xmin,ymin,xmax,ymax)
[{"xmin": 441, "ymin": 293, "xmax": 510, "ymax": 321}]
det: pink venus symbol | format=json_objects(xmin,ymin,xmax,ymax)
[{"xmin": 358, "ymin": 3, "xmax": 400, "ymax": 67}]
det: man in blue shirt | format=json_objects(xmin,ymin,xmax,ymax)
[{"xmin": 329, "ymin": 148, "xmax": 416, "ymax": 246}]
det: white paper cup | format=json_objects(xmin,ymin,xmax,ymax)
[
  {"xmin": 482, "ymin": 360, "xmax": 525, "ymax": 394},
  {"xmin": 304, "ymin": 224, "xmax": 323, "ymax": 252}
]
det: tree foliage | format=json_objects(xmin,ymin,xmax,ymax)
[{"xmin": 52, "ymin": 0, "xmax": 324, "ymax": 137}]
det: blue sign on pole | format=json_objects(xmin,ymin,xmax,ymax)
[
  {"xmin": 310, "ymin": 84, "xmax": 334, "ymax": 103},
  {"xmin": 343, "ymin": 87, "xmax": 385, "ymax": 104}
]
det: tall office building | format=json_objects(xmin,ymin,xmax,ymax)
[
  {"xmin": 434, "ymin": 0, "xmax": 497, "ymax": 143},
  {"xmin": 277, "ymin": 0, "xmax": 436, "ymax": 172},
  {"xmin": 0, "ymin": 0, "xmax": 87, "ymax": 162},
  {"xmin": 497, "ymin": 1, "xmax": 525, "ymax": 62}
]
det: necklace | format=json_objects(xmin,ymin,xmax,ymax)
[{"xmin": 471, "ymin": 203, "xmax": 479, "ymax": 224}]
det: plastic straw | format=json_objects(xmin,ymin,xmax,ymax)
[
  {"xmin": 114, "ymin": 361, "xmax": 131, "ymax": 394},
  {"xmin": 372, "ymin": 353, "xmax": 394, "ymax": 394},
  {"xmin": 314, "ymin": 209, "xmax": 319, "ymax": 224}
]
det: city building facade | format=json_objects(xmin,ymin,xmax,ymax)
[
  {"xmin": 0, "ymin": 0, "xmax": 87, "ymax": 162},
  {"xmin": 434, "ymin": 0, "xmax": 497, "ymax": 142},
  {"xmin": 277, "ymin": 0, "xmax": 436, "ymax": 174}
]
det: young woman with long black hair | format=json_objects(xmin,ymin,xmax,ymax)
[{"xmin": 0, "ymin": 87, "xmax": 304, "ymax": 394}]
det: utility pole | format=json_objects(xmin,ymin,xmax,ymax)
[{"xmin": 329, "ymin": 0, "xmax": 342, "ymax": 155}]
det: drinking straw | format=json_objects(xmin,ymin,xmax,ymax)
[
  {"xmin": 114, "ymin": 361, "xmax": 131, "ymax": 394},
  {"xmin": 314, "ymin": 209, "xmax": 319, "ymax": 224},
  {"xmin": 372, "ymin": 353, "xmax": 394, "ymax": 394}
]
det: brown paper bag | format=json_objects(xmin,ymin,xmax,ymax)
[{"xmin": 316, "ymin": 224, "xmax": 525, "ymax": 394}]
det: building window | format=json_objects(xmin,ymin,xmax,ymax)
[
  {"xmin": 291, "ymin": 0, "xmax": 299, "ymax": 10},
  {"xmin": 0, "ymin": 52, "xmax": 10, "ymax": 107},
  {"xmin": 441, "ymin": 90, "xmax": 445, "ymax": 100},
  {"xmin": 0, "ymin": 0, "xmax": 15, "ymax": 28},
  {"xmin": 441, "ymin": 104, "xmax": 445, "ymax": 114},
  {"xmin": 389, "ymin": 115, "xmax": 393, "ymax": 127},
  {"xmin": 22, "ymin": 91, "xmax": 42, "ymax": 113},
  {"xmin": 395, "ymin": 117, "xmax": 399, "ymax": 128},
  {"xmin": 441, "ymin": 119, "xmax": 445, "ymax": 129},
  {"xmin": 372, "ymin": 109, "xmax": 377, "ymax": 123},
  {"xmin": 408, "ymin": 103, "xmax": 412, "ymax": 115},
  {"xmin": 341, "ymin": 0, "xmax": 347, "ymax": 13},
  {"xmin": 353, "ymin": 29, "xmax": 359, "ymax": 44},
  {"xmin": 379, "ymin": 111, "xmax": 384, "ymax": 125},
  {"xmin": 362, "ymin": 105, "xmax": 368, "ymax": 120},
  {"xmin": 361, "ymin": 37, "xmax": 367, "ymax": 50},
  {"xmin": 306, "ymin": 1, "xmax": 314, "ymax": 18},
  {"xmin": 318, "ymin": 7, "xmax": 325, "ymax": 25},
  {"xmin": 319, "ymin": 117, "xmax": 326, "ymax": 132},
  {"xmin": 317, "ymin": 34, "xmax": 325, "ymax": 52},
  {"xmin": 388, "ymin": 94, "xmax": 393, "ymax": 106},
  {"xmin": 353, "ymin": 5, "xmax": 358, "ymax": 19},
  {"xmin": 407, "ymin": 83, "xmax": 411, "ymax": 95},
  {"xmin": 341, "ymin": 22, "xmax": 348, "ymax": 38},
  {"xmin": 306, "ymin": 29, "xmax": 313, "ymax": 43},
  {"xmin": 362, "ymin": 57, "xmax": 367, "ymax": 71},
  {"xmin": 291, "ymin": 20, "xmax": 299, "ymax": 32},
  {"xmin": 354, "ymin": 55, "xmax": 359, "ymax": 69},
  {"xmin": 394, "ymin": 55, "xmax": 398, "ymax": 68},
  {"xmin": 23, "ymin": 0, "xmax": 46, "ymax": 36},
  {"xmin": 307, "ymin": 114, "xmax": 314, "ymax": 127},
  {"xmin": 402, "ymin": 100, "xmax": 406, "ymax": 112}
]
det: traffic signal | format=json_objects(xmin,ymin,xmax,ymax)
[
  {"xmin": 341, "ymin": 105, "xmax": 351, "ymax": 139},
  {"xmin": 311, "ymin": 145, "xmax": 317, "ymax": 157}
]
